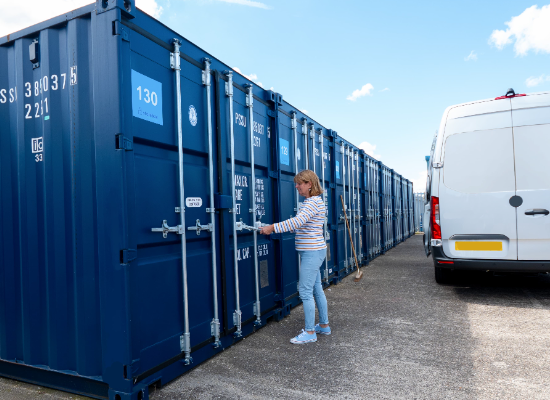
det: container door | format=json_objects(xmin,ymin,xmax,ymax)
[
  {"xmin": 511, "ymin": 94, "xmax": 550, "ymax": 260},
  {"xmin": 126, "ymin": 37, "xmax": 225, "ymax": 372},
  {"xmin": 439, "ymin": 100, "xmax": 517, "ymax": 260},
  {"xmin": 230, "ymin": 89, "xmax": 276, "ymax": 321}
]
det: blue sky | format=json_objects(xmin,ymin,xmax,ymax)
[{"xmin": 2, "ymin": 0, "xmax": 549, "ymax": 190}]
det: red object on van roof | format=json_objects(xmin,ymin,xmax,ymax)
[
  {"xmin": 495, "ymin": 88, "xmax": 526, "ymax": 100},
  {"xmin": 495, "ymin": 94, "xmax": 526, "ymax": 100}
]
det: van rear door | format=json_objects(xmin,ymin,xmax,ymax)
[
  {"xmin": 512, "ymin": 93, "xmax": 550, "ymax": 260},
  {"xmin": 439, "ymin": 100, "xmax": 517, "ymax": 260}
]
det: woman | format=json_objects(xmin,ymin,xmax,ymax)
[{"xmin": 259, "ymin": 170, "xmax": 331, "ymax": 344}]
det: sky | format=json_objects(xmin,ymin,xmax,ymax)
[{"xmin": 1, "ymin": 0, "xmax": 549, "ymax": 191}]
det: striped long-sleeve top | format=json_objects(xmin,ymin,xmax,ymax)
[{"xmin": 273, "ymin": 195, "xmax": 327, "ymax": 251}]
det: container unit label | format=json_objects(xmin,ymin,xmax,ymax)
[
  {"xmin": 131, "ymin": 70, "xmax": 163, "ymax": 125},
  {"xmin": 1, "ymin": 69, "xmax": 77, "ymax": 121},
  {"xmin": 186, "ymin": 197, "xmax": 202, "ymax": 207},
  {"xmin": 280, "ymin": 139, "xmax": 290, "ymax": 166}
]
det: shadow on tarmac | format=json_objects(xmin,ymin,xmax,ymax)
[{"xmin": 448, "ymin": 270, "xmax": 550, "ymax": 309}]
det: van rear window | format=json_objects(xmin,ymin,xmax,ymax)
[{"xmin": 443, "ymin": 129, "xmax": 516, "ymax": 193}]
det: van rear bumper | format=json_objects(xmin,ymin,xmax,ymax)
[{"xmin": 432, "ymin": 246, "xmax": 550, "ymax": 273}]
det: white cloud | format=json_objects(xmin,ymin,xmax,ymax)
[
  {"xmin": 358, "ymin": 141, "xmax": 381, "ymax": 160},
  {"xmin": 232, "ymin": 67, "xmax": 265, "ymax": 87},
  {"xmin": 300, "ymin": 109, "xmax": 308, "ymax": 114},
  {"xmin": 489, "ymin": 5, "xmax": 550, "ymax": 56},
  {"xmin": 0, "ymin": 0, "xmax": 91, "ymax": 38},
  {"xmin": 270, "ymin": 86, "xmax": 275, "ymax": 91},
  {"xmin": 232, "ymin": 67, "xmax": 254, "ymax": 80},
  {"xmin": 139, "ymin": 0, "xmax": 164, "ymax": 18},
  {"xmin": 410, "ymin": 170, "xmax": 428, "ymax": 193},
  {"xmin": 464, "ymin": 50, "xmax": 477, "ymax": 61},
  {"xmin": 379, "ymin": 88, "xmax": 390, "ymax": 92},
  {"xmin": 346, "ymin": 83, "xmax": 374, "ymax": 101},
  {"xmin": 214, "ymin": 0, "xmax": 271, "ymax": 9},
  {"xmin": 525, "ymin": 74, "xmax": 550, "ymax": 87},
  {"xmin": 0, "ymin": 0, "xmax": 164, "ymax": 38}
]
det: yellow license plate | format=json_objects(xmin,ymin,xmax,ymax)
[{"xmin": 455, "ymin": 241, "xmax": 502, "ymax": 251}]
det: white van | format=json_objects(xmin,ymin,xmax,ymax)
[{"xmin": 424, "ymin": 89, "xmax": 550, "ymax": 283}]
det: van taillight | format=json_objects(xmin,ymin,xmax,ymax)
[{"xmin": 431, "ymin": 196, "xmax": 441, "ymax": 240}]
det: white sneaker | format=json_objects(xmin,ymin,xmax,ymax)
[{"xmin": 290, "ymin": 329, "xmax": 317, "ymax": 344}]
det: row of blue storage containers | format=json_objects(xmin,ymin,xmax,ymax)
[{"xmin": 0, "ymin": 2, "xmax": 414, "ymax": 399}]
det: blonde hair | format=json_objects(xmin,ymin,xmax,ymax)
[{"xmin": 294, "ymin": 170, "xmax": 323, "ymax": 196}]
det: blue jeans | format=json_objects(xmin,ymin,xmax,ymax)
[{"xmin": 298, "ymin": 249, "xmax": 329, "ymax": 331}]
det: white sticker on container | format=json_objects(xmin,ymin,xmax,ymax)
[
  {"xmin": 329, "ymin": 268, "xmax": 332, "ymax": 273},
  {"xmin": 189, "ymin": 105, "xmax": 198, "ymax": 126},
  {"xmin": 31, "ymin": 137, "xmax": 43, "ymax": 153},
  {"xmin": 186, "ymin": 197, "xmax": 202, "ymax": 207}
]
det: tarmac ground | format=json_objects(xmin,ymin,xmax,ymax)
[{"xmin": 1, "ymin": 235, "xmax": 549, "ymax": 399}]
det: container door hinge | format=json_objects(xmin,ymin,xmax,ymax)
[
  {"xmin": 211, "ymin": 319, "xmax": 221, "ymax": 348},
  {"xmin": 112, "ymin": 21, "xmax": 129, "ymax": 41},
  {"xmin": 116, "ymin": 134, "xmax": 133, "ymax": 151},
  {"xmin": 433, "ymin": 162, "xmax": 443, "ymax": 168},
  {"xmin": 233, "ymin": 311, "xmax": 242, "ymax": 337},
  {"xmin": 120, "ymin": 249, "xmax": 137, "ymax": 264},
  {"xmin": 267, "ymin": 110, "xmax": 276, "ymax": 118},
  {"xmin": 269, "ymin": 171, "xmax": 278, "ymax": 179}
]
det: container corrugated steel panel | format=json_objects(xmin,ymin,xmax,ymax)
[{"xmin": 0, "ymin": 2, "xmax": 414, "ymax": 399}]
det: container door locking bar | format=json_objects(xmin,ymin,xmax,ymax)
[
  {"xmin": 245, "ymin": 84, "xmax": 262, "ymax": 326},
  {"xmin": 225, "ymin": 70, "xmax": 243, "ymax": 337},
  {"xmin": 170, "ymin": 38, "xmax": 191, "ymax": 365}
]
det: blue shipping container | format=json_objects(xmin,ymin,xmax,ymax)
[{"xmin": 0, "ymin": 1, "xmax": 414, "ymax": 399}]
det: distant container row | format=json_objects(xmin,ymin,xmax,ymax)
[{"xmin": 0, "ymin": 1, "xmax": 414, "ymax": 399}]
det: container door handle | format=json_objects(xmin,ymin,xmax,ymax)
[
  {"xmin": 524, "ymin": 209, "xmax": 549, "ymax": 216},
  {"xmin": 187, "ymin": 219, "xmax": 213, "ymax": 236},
  {"xmin": 151, "ymin": 220, "xmax": 184, "ymax": 238}
]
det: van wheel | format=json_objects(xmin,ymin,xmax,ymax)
[{"xmin": 434, "ymin": 266, "xmax": 453, "ymax": 284}]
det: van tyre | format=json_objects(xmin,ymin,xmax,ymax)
[{"xmin": 434, "ymin": 266, "xmax": 453, "ymax": 284}]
